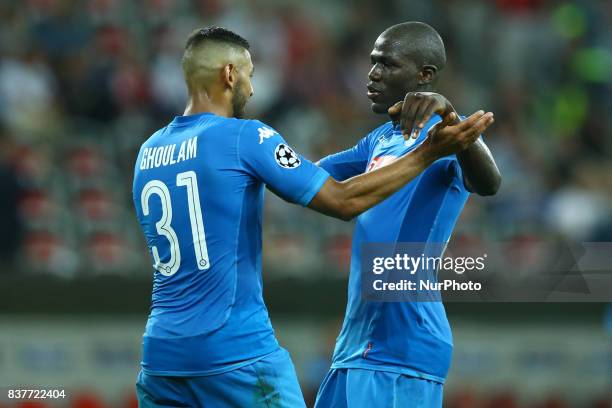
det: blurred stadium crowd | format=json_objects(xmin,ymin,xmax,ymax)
[{"xmin": 0, "ymin": 1, "xmax": 611, "ymax": 405}]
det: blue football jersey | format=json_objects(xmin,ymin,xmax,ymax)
[
  {"xmin": 319, "ymin": 116, "xmax": 471, "ymax": 383},
  {"xmin": 132, "ymin": 112, "xmax": 329, "ymax": 376}
]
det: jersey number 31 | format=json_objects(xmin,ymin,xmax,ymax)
[{"xmin": 141, "ymin": 171, "xmax": 210, "ymax": 276}]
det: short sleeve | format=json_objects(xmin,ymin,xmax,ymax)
[
  {"xmin": 237, "ymin": 120, "xmax": 329, "ymax": 206},
  {"xmin": 446, "ymin": 157, "xmax": 469, "ymax": 193},
  {"xmin": 318, "ymin": 133, "xmax": 372, "ymax": 181}
]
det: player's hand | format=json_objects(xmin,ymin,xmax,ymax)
[
  {"xmin": 419, "ymin": 110, "xmax": 494, "ymax": 159},
  {"xmin": 387, "ymin": 92, "xmax": 456, "ymax": 140}
]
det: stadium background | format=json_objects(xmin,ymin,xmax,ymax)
[{"xmin": 0, "ymin": 0, "xmax": 610, "ymax": 407}]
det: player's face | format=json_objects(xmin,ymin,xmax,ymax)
[
  {"xmin": 367, "ymin": 35, "xmax": 420, "ymax": 114},
  {"xmin": 231, "ymin": 53, "xmax": 254, "ymax": 119}
]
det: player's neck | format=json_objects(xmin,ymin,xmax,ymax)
[{"xmin": 183, "ymin": 93, "xmax": 231, "ymax": 118}]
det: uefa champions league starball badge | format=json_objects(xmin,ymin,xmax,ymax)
[{"xmin": 274, "ymin": 144, "xmax": 301, "ymax": 169}]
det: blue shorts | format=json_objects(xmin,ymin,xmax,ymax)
[
  {"xmin": 136, "ymin": 348, "xmax": 306, "ymax": 408},
  {"xmin": 314, "ymin": 368, "xmax": 443, "ymax": 408}
]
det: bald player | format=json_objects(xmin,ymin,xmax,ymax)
[
  {"xmin": 314, "ymin": 22, "xmax": 501, "ymax": 408},
  {"xmin": 132, "ymin": 26, "xmax": 494, "ymax": 407}
]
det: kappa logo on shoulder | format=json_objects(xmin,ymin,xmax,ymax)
[{"xmin": 258, "ymin": 127, "xmax": 277, "ymax": 144}]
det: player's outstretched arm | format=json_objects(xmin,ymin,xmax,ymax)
[
  {"xmin": 308, "ymin": 110, "xmax": 494, "ymax": 221},
  {"xmin": 389, "ymin": 92, "xmax": 502, "ymax": 196}
]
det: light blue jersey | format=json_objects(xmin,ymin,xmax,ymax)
[
  {"xmin": 132, "ymin": 112, "xmax": 329, "ymax": 376},
  {"xmin": 319, "ymin": 116, "xmax": 470, "ymax": 383}
]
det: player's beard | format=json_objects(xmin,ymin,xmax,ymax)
[{"xmin": 231, "ymin": 80, "xmax": 248, "ymax": 119}]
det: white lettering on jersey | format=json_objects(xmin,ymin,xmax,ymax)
[
  {"xmin": 187, "ymin": 136, "xmax": 198, "ymax": 159},
  {"xmin": 140, "ymin": 136, "xmax": 198, "ymax": 170},
  {"xmin": 258, "ymin": 127, "xmax": 277, "ymax": 144},
  {"xmin": 177, "ymin": 141, "xmax": 186, "ymax": 162},
  {"xmin": 139, "ymin": 148, "xmax": 149, "ymax": 170},
  {"xmin": 161, "ymin": 145, "xmax": 172, "ymax": 166},
  {"xmin": 154, "ymin": 147, "xmax": 164, "ymax": 167}
]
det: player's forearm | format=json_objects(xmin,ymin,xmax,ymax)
[
  {"xmin": 310, "ymin": 146, "xmax": 435, "ymax": 221},
  {"xmin": 443, "ymin": 110, "xmax": 501, "ymax": 196},
  {"xmin": 456, "ymin": 139, "xmax": 501, "ymax": 196}
]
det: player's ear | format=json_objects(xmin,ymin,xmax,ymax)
[
  {"xmin": 418, "ymin": 65, "xmax": 437, "ymax": 86},
  {"xmin": 222, "ymin": 64, "xmax": 236, "ymax": 89}
]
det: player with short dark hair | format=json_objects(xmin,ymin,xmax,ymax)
[
  {"xmin": 132, "ymin": 25, "xmax": 494, "ymax": 407},
  {"xmin": 314, "ymin": 22, "xmax": 501, "ymax": 408}
]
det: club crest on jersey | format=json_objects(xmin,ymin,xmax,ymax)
[
  {"xmin": 274, "ymin": 144, "xmax": 301, "ymax": 169},
  {"xmin": 258, "ymin": 126, "xmax": 277, "ymax": 144}
]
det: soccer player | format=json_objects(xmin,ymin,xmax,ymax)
[
  {"xmin": 132, "ymin": 26, "xmax": 494, "ymax": 407},
  {"xmin": 314, "ymin": 22, "xmax": 502, "ymax": 408}
]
